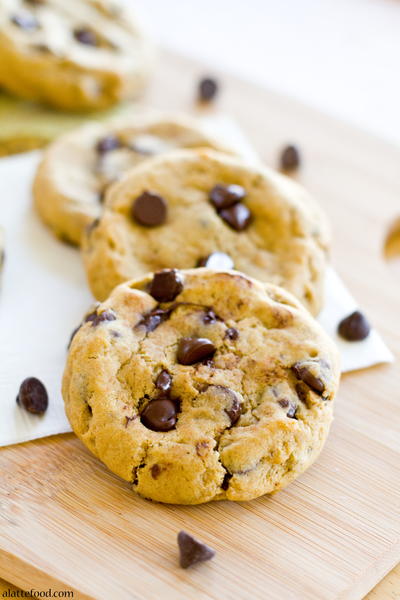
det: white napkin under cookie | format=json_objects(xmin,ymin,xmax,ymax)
[{"xmin": 0, "ymin": 117, "xmax": 393, "ymax": 447}]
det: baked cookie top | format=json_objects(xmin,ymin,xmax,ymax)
[
  {"xmin": 63, "ymin": 269, "xmax": 340, "ymax": 505},
  {"xmin": 82, "ymin": 148, "xmax": 330, "ymax": 314},
  {"xmin": 0, "ymin": 0, "xmax": 152, "ymax": 110},
  {"xmin": 33, "ymin": 114, "xmax": 233, "ymax": 245}
]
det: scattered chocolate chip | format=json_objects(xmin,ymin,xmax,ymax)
[
  {"xmin": 91, "ymin": 309, "xmax": 116, "ymax": 327},
  {"xmin": 132, "ymin": 190, "xmax": 167, "ymax": 227},
  {"xmin": 177, "ymin": 531, "xmax": 215, "ymax": 569},
  {"xmin": 292, "ymin": 362, "xmax": 325, "ymax": 395},
  {"xmin": 219, "ymin": 203, "xmax": 252, "ymax": 231},
  {"xmin": 73, "ymin": 27, "xmax": 98, "ymax": 46},
  {"xmin": 84, "ymin": 306, "xmax": 100, "ymax": 323},
  {"xmin": 11, "ymin": 13, "xmax": 39, "ymax": 30},
  {"xmin": 96, "ymin": 134, "xmax": 120, "ymax": 154},
  {"xmin": 140, "ymin": 398, "xmax": 177, "ymax": 431},
  {"xmin": 221, "ymin": 472, "xmax": 232, "ymax": 490},
  {"xmin": 224, "ymin": 391, "xmax": 241, "ymax": 426},
  {"xmin": 197, "ymin": 251, "xmax": 234, "ymax": 270},
  {"xmin": 278, "ymin": 398, "xmax": 289, "ymax": 408},
  {"xmin": 138, "ymin": 307, "xmax": 171, "ymax": 332},
  {"xmin": 198, "ymin": 77, "xmax": 218, "ymax": 102},
  {"xmin": 177, "ymin": 337, "xmax": 216, "ymax": 365},
  {"xmin": 225, "ymin": 327, "xmax": 239, "ymax": 341},
  {"xmin": 280, "ymin": 144, "xmax": 301, "ymax": 170},
  {"xmin": 149, "ymin": 269, "xmax": 184, "ymax": 302},
  {"xmin": 16, "ymin": 377, "xmax": 48, "ymax": 415},
  {"xmin": 150, "ymin": 464, "xmax": 162, "ymax": 479},
  {"xmin": 155, "ymin": 370, "xmax": 172, "ymax": 394},
  {"xmin": 278, "ymin": 399, "xmax": 297, "ymax": 419},
  {"xmin": 338, "ymin": 310, "xmax": 370, "ymax": 341},
  {"xmin": 209, "ymin": 184, "xmax": 245, "ymax": 210},
  {"xmin": 202, "ymin": 309, "xmax": 218, "ymax": 324}
]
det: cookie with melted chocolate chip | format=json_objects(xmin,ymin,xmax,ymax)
[
  {"xmin": 0, "ymin": 0, "xmax": 153, "ymax": 111},
  {"xmin": 33, "ymin": 114, "xmax": 232, "ymax": 245},
  {"xmin": 82, "ymin": 148, "xmax": 330, "ymax": 315},
  {"xmin": 63, "ymin": 268, "xmax": 340, "ymax": 504}
]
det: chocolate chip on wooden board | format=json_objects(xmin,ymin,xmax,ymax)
[
  {"xmin": 16, "ymin": 377, "xmax": 48, "ymax": 415},
  {"xmin": 198, "ymin": 77, "xmax": 219, "ymax": 102},
  {"xmin": 280, "ymin": 144, "xmax": 301, "ymax": 170},
  {"xmin": 177, "ymin": 531, "xmax": 216, "ymax": 569},
  {"xmin": 338, "ymin": 310, "xmax": 370, "ymax": 341}
]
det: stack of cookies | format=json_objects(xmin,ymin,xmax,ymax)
[
  {"xmin": 2, "ymin": 0, "xmax": 341, "ymax": 505},
  {"xmin": 31, "ymin": 110, "xmax": 340, "ymax": 504}
]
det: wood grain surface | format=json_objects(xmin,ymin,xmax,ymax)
[{"xmin": 0, "ymin": 50, "xmax": 399, "ymax": 600}]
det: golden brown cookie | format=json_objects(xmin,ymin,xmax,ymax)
[
  {"xmin": 63, "ymin": 268, "xmax": 340, "ymax": 505},
  {"xmin": 0, "ymin": 0, "xmax": 153, "ymax": 111},
  {"xmin": 82, "ymin": 148, "xmax": 330, "ymax": 314}
]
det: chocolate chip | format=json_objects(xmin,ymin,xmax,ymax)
[
  {"xmin": 16, "ymin": 377, "xmax": 48, "ymax": 415},
  {"xmin": 225, "ymin": 327, "xmax": 239, "ymax": 341},
  {"xmin": 149, "ymin": 269, "xmax": 184, "ymax": 302},
  {"xmin": 177, "ymin": 531, "xmax": 215, "ymax": 569},
  {"xmin": 292, "ymin": 362, "xmax": 325, "ymax": 395},
  {"xmin": 91, "ymin": 309, "xmax": 116, "ymax": 327},
  {"xmin": 177, "ymin": 337, "xmax": 216, "ymax": 365},
  {"xmin": 74, "ymin": 27, "xmax": 98, "ymax": 46},
  {"xmin": 280, "ymin": 145, "xmax": 301, "ymax": 170},
  {"xmin": 295, "ymin": 383, "xmax": 309, "ymax": 406},
  {"xmin": 96, "ymin": 134, "xmax": 120, "ymax": 154},
  {"xmin": 11, "ymin": 13, "xmax": 39, "ymax": 30},
  {"xmin": 197, "ymin": 252, "xmax": 234, "ymax": 270},
  {"xmin": 224, "ymin": 391, "xmax": 241, "ymax": 426},
  {"xmin": 198, "ymin": 77, "xmax": 218, "ymax": 102},
  {"xmin": 209, "ymin": 184, "xmax": 245, "ymax": 210},
  {"xmin": 132, "ymin": 190, "xmax": 167, "ymax": 227},
  {"xmin": 221, "ymin": 472, "xmax": 232, "ymax": 490},
  {"xmin": 155, "ymin": 370, "xmax": 172, "ymax": 394},
  {"xmin": 278, "ymin": 399, "xmax": 297, "ymax": 419},
  {"xmin": 202, "ymin": 310, "xmax": 218, "ymax": 325},
  {"xmin": 150, "ymin": 464, "xmax": 162, "ymax": 479},
  {"xmin": 140, "ymin": 398, "xmax": 177, "ymax": 431},
  {"xmin": 138, "ymin": 307, "xmax": 171, "ymax": 332},
  {"xmin": 338, "ymin": 310, "xmax": 370, "ymax": 341},
  {"xmin": 219, "ymin": 203, "xmax": 252, "ymax": 231}
]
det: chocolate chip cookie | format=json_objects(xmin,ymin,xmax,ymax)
[
  {"xmin": 0, "ymin": 0, "xmax": 153, "ymax": 111},
  {"xmin": 82, "ymin": 148, "xmax": 330, "ymax": 314},
  {"xmin": 63, "ymin": 268, "xmax": 340, "ymax": 504},
  {"xmin": 33, "ymin": 114, "xmax": 232, "ymax": 245}
]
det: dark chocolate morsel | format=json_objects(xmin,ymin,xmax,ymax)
[
  {"xmin": 280, "ymin": 144, "xmax": 301, "ymax": 170},
  {"xmin": 225, "ymin": 327, "xmax": 239, "ymax": 341},
  {"xmin": 209, "ymin": 184, "xmax": 246, "ymax": 210},
  {"xmin": 177, "ymin": 337, "xmax": 216, "ymax": 365},
  {"xmin": 221, "ymin": 472, "xmax": 232, "ymax": 490},
  {"xmin": 198, "ymin": 77, "xmax": 218, "ymax": 102},
  {"xmin": 140, "ymin": 398, "xmax": 177, "ymax": 432},
  {"xmin": 155, "ymin": 370, "xmax": 172, "ymax": 394},
  {"xmin": 338, "ymin": 310, "xmax": 370, "ymax": 341},
  {"xmin": 91, "ymin": 309, "xmax": 117, "ymax": 327},
  {"xmin": 73, "ymin": 27, "xmax": 98, "ymax": 46},
  {"xmin": 149, "ymin": 269, "xmax": 184, "ymax": 302},
  {"xmin": 292, "ymin": 362, "xmax": 325, "ymax": 395},
  {"xmin": 131, "ymin": 190, "xmax": 167, "ymax": 227},
  {"xmin": 16, "ymin": 377, "xmax": 48, "ymax": 415},
  {"xmin": 138, "ymin": 307, "xmax": 171, "ymax": 332},
  {"xmin": 224, "ymin": 391, "xmax": 241, "ymax": 426},
  {"xmin": 203, "ymin": 309, "xmax": 217, "ymax": 324},
  {"xmin": 96, "ymin": 134, "xmax": 121, "ymax": 154},
  {"xmin": 177, "ymin": 531, "xmax": 216, "ymax": 569},
  {"xmin": 219, "ymin": 203, "xmax": 252, "ymax": 231}
]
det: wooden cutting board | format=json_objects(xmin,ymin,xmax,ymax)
[{"xmin": 0, "ymin": 50, "xmax": 399, "ymax": 600}]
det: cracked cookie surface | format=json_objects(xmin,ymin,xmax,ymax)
[
  {"xmin": 34, "ymin": 114, "xmax": 232, "ymax": 245},
  {"xmin": 63, "ymin": 268, "xmax": 340, "ymax": 504},
  {"xmin": 82, "ymin": 148, "xmax": 330, "ymax": 315},
  {"xmin": 0, "ymin": 0, "xmax": 152, "ymax": 111}
]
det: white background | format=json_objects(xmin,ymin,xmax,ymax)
[{"xmin": 135, "ymin": 0, "xmax": 400, "ymax": 145}]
